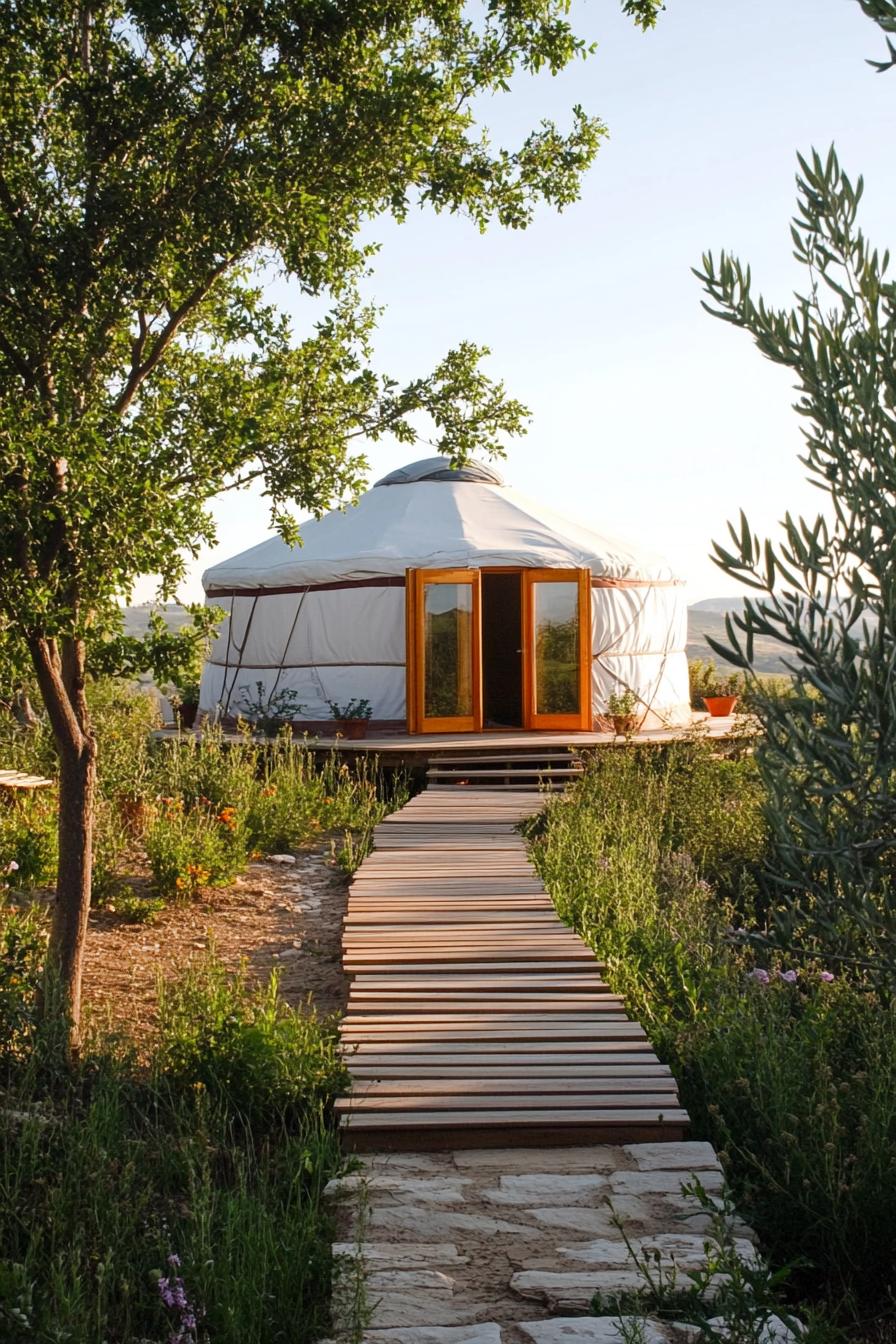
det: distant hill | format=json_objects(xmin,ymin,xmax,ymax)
[
  {"xmin": 121, "ymin": 602, "xmax": 196, "ymax": 638},
  {"xmin": 687, "ymin": 599, "xmax": 788, "ymax": 674}
]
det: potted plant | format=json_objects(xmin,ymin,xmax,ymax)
[
  {"xmin": 169, "ymin": 676, "xmax": 201, "ymax": 729},
  {"xmin": 607, "ymin": 688, "xmax": 642, "ymax": 737},
  {"xmin": 236, "ymin": 681, "xmax": 304, "ymax": 737},
  {"xmin": 701, "ymin": 671, "xmax": 741, "ymax": 717},
  {"xmin": 328, "ymin": 698, "xmax": 373, "ymax": 740}
]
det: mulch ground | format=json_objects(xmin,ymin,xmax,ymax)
[{"xmin": 80, "ymin": 843, "xmax": 351, "ymax": 1046}]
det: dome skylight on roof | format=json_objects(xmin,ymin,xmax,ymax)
[{"xmin": 373, "ymin": 456, "xmax": 505, "ymax": 487}]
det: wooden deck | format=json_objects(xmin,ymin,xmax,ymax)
[
  {"xmin": 337, "ymin": 789, "xmax": 689, "ymax": 1151},
  {"xmin": 315, "ymin": 714, "xmax": 740, "ymax": 764}
]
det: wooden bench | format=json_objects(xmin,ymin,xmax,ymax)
[{"xmin": 0, "ymin": 769, "xmax": 54, "ymax": 793}]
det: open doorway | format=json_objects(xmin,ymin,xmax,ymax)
[{"xmin": 481, "ymin": 571, "xmax": 523, "ymax": 728}]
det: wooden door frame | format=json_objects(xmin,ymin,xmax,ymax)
[
  {"xmin": 521, "ymin": 568, "xmax": 592, "ymax": 731},
  {"xmin": 407, "ymin": 568, "xmax": 482, "ymax": 733}
]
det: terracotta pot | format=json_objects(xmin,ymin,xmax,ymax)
[
  {"xmin": 337, "ymin": 718, "xmax": 369, "ymax": 740},
  {"xmin": 703, "ymin": 695, "xmax": 738, "ymax": 717},
  {"xmin": 612, "ymin": 713, "xmax": 640, "ymax": 736},
  {"xmin": 176, "ymin": 703, "xmax": 198, "ymax": 729}
]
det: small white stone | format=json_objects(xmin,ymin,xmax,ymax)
[
  {"xmin": 269, "ymin": 853, "xmax": 296, "ymax": 864},
  {"xmin": 518, "ymin": 1318, "xmax": 673, "ymax": 1344},
  {"xmin": 554, "ymin": 1233, "xmax": 758, "ymax": 1269},
  {"xmin": 623, "ymin": 1142, "xmax": 721, "ymax": 1172},
  {"xmin": 483, "ymin": 1174, "xmax": 608, "ymax": 1207}
]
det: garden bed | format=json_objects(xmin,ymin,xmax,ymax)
[{"xmin": 81, "ymin": 844, "xmax": 350, "ymax": 1042}]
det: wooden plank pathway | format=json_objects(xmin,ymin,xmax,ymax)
[{"xmin": 337, "ymin": 789, "xmax": 689, "ymax": 1150}]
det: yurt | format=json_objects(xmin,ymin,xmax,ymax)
[{"xmin": 198, "ymin": 457, "xmax": 690, "ymax": 734}]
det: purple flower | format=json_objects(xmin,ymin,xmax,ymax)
[
  {"xmin": 167, "ymin": 1253, "xmax": 181, "ymax": 1268},
  {"xmin": 747, "ymin": 968, "xmax": 770, "ymax": 984},
  {"xmin": 777, "ymin": 969, "xmax": 798, "ymax": 984},
  {"xmin": 819, "ymin": 970, "xmax": 835, "ymax": 982}
]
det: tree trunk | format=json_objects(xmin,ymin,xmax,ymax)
[
  {"xmin": 27, "ymin": 633, "xmax": 95, "ymax": 1049},
  {"xmin": 49, "ymin": 734, "xmax": 96, "ymax": 1046}
]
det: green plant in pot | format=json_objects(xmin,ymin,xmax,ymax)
[
  {"xmin": 169, "ymin": 674, "xmax": 201, "ymax": 729},
  {"xmin": 328, "ymin": 698, "xmax": 373, "ymax": 740},
  {"xmin": 236, "ymin": 682, "xmax": 304, "ymax": 737},
  {"xmin": 607, "ymin": 688, "xmax": 642, "ymax": 737},
  {"xmin": 700, "ymin": 670, "xmax": 741, "ymax": 717}
]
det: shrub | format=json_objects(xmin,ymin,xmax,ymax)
[
  {"xmin": 0, "ymin": 906, "xmax": 46, "ymax": 1069},
  {"xmin": 145, "ymin": 796, "xmax": 248, "ymax": 900},
  {"xmin": 0, "ymin": 792, "xmax": 58, "ymax": 888},
  {"xmin": 0, "ymin": 930, "xmax": 345, "ymax": 1344},
  {"xmin": 155, "ymin": 956, "xmax": 347, "ymax": 1128},
  {"xmin": 533, "ymin": 742, "xmax": 896, "ymax": 1322}
]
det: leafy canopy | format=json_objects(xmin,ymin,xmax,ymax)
[{"xmin": 0, "ymin": 0, "xmax": 656, "ymax": 641}]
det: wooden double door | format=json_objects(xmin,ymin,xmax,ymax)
[{"xmin": 406, "ymin": 567, "xmax": 592, "ymax": 734}]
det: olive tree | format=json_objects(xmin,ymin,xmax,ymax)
[{"xmin": 696, "ymin": 2, "xmax": 896, "ymax": 981}]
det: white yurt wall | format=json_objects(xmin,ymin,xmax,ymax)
[{"xmin": 198, "ymin": 456, "xmax": 692, "ymax": 729}]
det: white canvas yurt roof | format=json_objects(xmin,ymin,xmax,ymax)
[{"xmin": 202, "ymin": 456, "xmax": 680, "ymax": 593}]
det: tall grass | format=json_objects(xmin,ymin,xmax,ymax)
[
  {"xmin": 531, "ymin": 739, "xmax": 896, "ymax": 1325},
  {"xmin": 0, "ymin": 910, "xmax": 347, "ymax": 1343}
]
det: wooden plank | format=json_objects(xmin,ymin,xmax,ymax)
[
  {"xmin": 342, "ymin": 1107, "xmax": 689, "ymax": 1128},
  {"xmin": 337, "ymin": 786, "xmax": 688, "ymax": 1150}
]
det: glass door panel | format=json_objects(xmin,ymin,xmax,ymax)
[
  {"xmin": 408, "ymin": 569, "xmax": 481, "ymax": 732},
  {"xmin": 523, "ymin": 569, "xmax": 591, "ymax": 730}
]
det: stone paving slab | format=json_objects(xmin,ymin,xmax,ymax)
[{"xmin": 328, "ymin": 1141, "xmax": 755, "ymax": 1340}]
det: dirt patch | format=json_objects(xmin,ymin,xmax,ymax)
[{"xmin": 81, "ymin": 843, "xmax": 350, "ymax": 1044}]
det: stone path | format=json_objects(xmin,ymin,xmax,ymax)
[{"xmin": 326, "ymin": 1140, "xmax": 781, "ymax": 1342}]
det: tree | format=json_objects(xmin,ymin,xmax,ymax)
[
  {"xmin": 0, "ymin": 1, "xmax": 663, "ymax": 1041},
  {"xmin": 695, "ymin": 2, "xmax": 896, "ymax": 981}
]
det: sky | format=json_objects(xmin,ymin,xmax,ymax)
[{"xmin": 134, "ymin": 0, "xmax": 896, "ymax": 607}]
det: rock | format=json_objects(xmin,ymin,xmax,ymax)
[
  {"xmin": 360, "ymin": 1326, "xmax": 502, "ymax": 1344},
  {"xmin": 369, "ymin": 1208, "xmax": 540, "ymax": 1238},
  {"xmin": 518, "ymin": 1317, "xmax": 674, "ymax": 1344},
  {"xmin": 453, "ymin": 1147, "xmax": 621, "ymax": 1172},
  {"xmin": 609, "ymin": 1168, "xmax": 725, "ymax": 1197},
  {"xmin": 553, "ymin": 1233, "xmax": 758, "ymax": 1269},
  {"xmin": 362, "ymin": 1154, "xmax": 457, "ymax": 1176},
  {"xmin": 331, "ymin": 1242, "xmax": 469, "ymax": 1267},
  {"xmin": 528, "ymin": 1198, "xmax": 650, "ymax": 1235},
  {"xmin": 269, "ymin": 853, "xmax": 296, "ymax": 864},
  {"xmin": 483, "ymin": 1174, "xmax": 608, "ymax": 1207},
  {"xmin": 367, "ymin": 1291, "xmax": 481, "ymax": 1330},
  {"xmin": 510, "ymin": 1269, "xmax": 646, "ymax": 1310},
  {"xmin": 367, "ymin": 1271, "xmax": 455, "ymax": 1291},
  {"xmin": 705, "ymin": 1314, "xmax": 802, "ymax": 1342},
  {"xmin": 328, "ymin": 1175, "xmax": 470, "ymax": 1204},
  {"xmin": 623, "ymin": 1142, "xmax": 721, "ymax": 1172}
]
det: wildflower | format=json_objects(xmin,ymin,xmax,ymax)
[
  {"xmin": 777, "ymin": 969, "xmax": 798, "ymax": 984},
  {"xmin": 747, "ymin": 968, "xmax": 769, "ymax": 985},
  {"xmin": 819, "ymin": 970, "xmax": 835, "ymax": 982},
  {"xmin": 262, "ymin": 785, "xmax": 277, "ymax": 797},
  {"xmin": 6, "ymin": 860, "xmax": 19, "ymax": 873}
]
